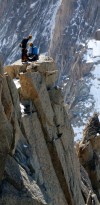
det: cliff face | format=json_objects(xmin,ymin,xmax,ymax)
[
  {"xmin": 0, "ymin": 58, "xmax": 100, "ymax": 204},
  {"xmin": 0, "ymin": 1, "xmax": 100, "ymax": 202},
  {"xmin": 78, "ymin": 113, "xmax": 100, "ymax": 203},
  {"xmin": 0, "ymin": 0, "xmax": 100, "ymax": 139},
  {"xmin": 50, "ymin": 0, "xmax": 100, "ymax": 75},
  {"xmin": 0, "ymin": 58, "xmax": 87, "ymax": 204},
  {"xmin": 49, "ymin": 0, "xmax": 100, "ymax": 139}
]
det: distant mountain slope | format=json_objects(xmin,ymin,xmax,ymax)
[
  {"xmin": 70, "ymin": 39, "xmax": 100, "ymax": 141},
  {"xmin": 0, "ymin": 0, "xmax": 62, "ymax": 64},
  {"xmin": 0, "ymin": 0, "xmax": 100, "ymax": 68}
]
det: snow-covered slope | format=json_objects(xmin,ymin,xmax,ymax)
[{"xmin": 73, "ymin": 39, "xmax": 100, "ymax": 141}]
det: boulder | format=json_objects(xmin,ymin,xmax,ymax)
[
  {"xmin": 4, "ymin": 64, "xmax": 28, "ymax": 79},
  {"xmin": 95, "ymin": 29, "xmax": 100, "ymax": 40},
  {"xmin": 26, "ymin": 58, "xmax": 58, "ymax": 88},
  {"xmin": 78, "ymin": 114, "xmax": 100, "ymax": 201}
]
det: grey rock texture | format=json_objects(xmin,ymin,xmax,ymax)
[
  {"xmin": 95, "ymin": 29, "xmax": 100, "ymax": 40},
  {"xmin": 0, "ymin": 57, "xmax": 86, "ymax": 205},
  {"xmin": 78, "ymin": 114, "xmax": 100, "ymax": 203},
  {"xmin": 0, "ymin": 57, "xmax": 100, "ymax": 204},
  {"xmin": 0, "ymin": 0, "xmax": 100, "ymax": 141}
]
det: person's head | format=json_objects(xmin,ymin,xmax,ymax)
[
  {"xmin": 28, "ymin": 35, "xmax": 32, "ymax": 39},
  {"xmin": 29, "ymin": 42, "xmax": 33, "ymax": 47}
]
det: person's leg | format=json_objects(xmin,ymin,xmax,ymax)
[
  {"xmin": 35, "ymin": 55, "xmax": 39, "ymax": 60},
  {"xmin": 22, "ymin": 49, "xmax": 28, "ymax": 62},
  {"xmin": 22, "ymin": 49, "xmax": 25, "ymax": 62},
  {"xmin": 32, "ymin": 55, "xmax": 38, "ymax": 61}
]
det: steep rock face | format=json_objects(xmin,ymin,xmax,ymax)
[
  {"xmin": 1, "ymin": 0, "xmax": 100, "ymax": 141},
  {"xmin": 0, "ymin": 57, "xmax": 88, "ymax": 205},
  {"xmin": 64, "ymin": 37, "xmax": 100, "ymax": 141},
  {"xmin": 50, "ymin": 0, "xmax": 100, "ymax": 75},
  {"xmin": 0, "ymin": 0, "xmax": 100, "ymax": 140},
  {"xmin": 50, "ymin": 0, "xmax": 100, "ymax": 139},
  {"xmin": 78, "ymin": 114, "xmax": 100, "ymax": 202},
  {"xmin": 63, "ymin": 50, "xmax": 93, "ymax": 123}
]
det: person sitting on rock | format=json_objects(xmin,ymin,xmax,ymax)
[
  {"xmin": 28, "ymin": 43, "xmax": 39, "ymax": 61},
  {"xmin": 20, "ymin": 35, "xmax": 32, "ymax": 63}
]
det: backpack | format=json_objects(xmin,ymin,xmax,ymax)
[{"xmin": 32, "ymin": 46, "xmax": 39, "ymax": 55}]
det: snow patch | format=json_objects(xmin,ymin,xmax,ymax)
[
  {"xmin": 13, "ymin": 79, "xmax": 21, "ymax": 89},
  {"xmin": 88, "ymin": 40, "xmax": 100, "ymax": 57},
  {"xmin": 20, "ymin": 103, "xmax": 25, "ymax": 115},
  {"xmin": 90, "ymin": 64, "xmax": 100, "ymax": 113},
  {"xmin": 23, "ymin": 144, "xmax": 28, "ymax": 148},
  {"xmin": 17, "ymin": 20, "xmax": 21, "ymax": 27},
  {"xmin": 83, "ymin": 39, "xmax": 100, "ymax": 63},
  {"xmin": 30, "ymin": 2, "xmax": 37, "ymax": 9},
  {"xmin": 2, "ymin": 38, "xmax": 6, "ymax": 46}
]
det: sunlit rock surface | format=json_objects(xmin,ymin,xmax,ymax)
[{"xmin": 0, "ymin": 58, "xmax": 88, "ymax": 205}]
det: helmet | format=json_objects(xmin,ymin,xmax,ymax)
[
  {"xmin": 30, "ymin": 42, "xmax": 33, "ymax": 46},
  {"xmin": 29, "ymin": 35, "xmax": 32, "ymax": 39}
]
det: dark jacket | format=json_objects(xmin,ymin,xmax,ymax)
[{"xmin": 20, "ymin": 37, "xmax": 29, "ymax": 49}]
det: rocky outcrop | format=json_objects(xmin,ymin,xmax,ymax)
[
  {"xmin": 77, "ymin": 114, "xmax": 100, "ymax": 202},
  {"xmin": 1, "ymin": 0, "xmax": 100, "ymax": 142},
  {"xmin": 1, "ymin": 57, "xmax": 100, "ymax": 205},
  {"xmin": 0, "ymin": 57, "xmax": 87, "ymax": 205},
  {"xmin": 80, "ymin": 166, "xmax": 100, "ymax": 205},
  {"xmin": 95, "ymin": 29, "xmax": 100, "ymax": 40}
]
